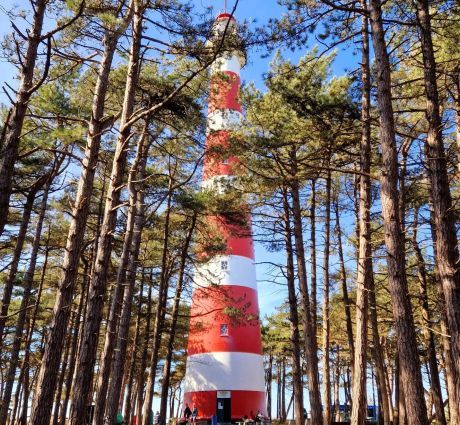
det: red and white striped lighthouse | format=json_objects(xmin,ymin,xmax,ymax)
[{"xmin": 183, "ymin": 13, "xmax": 266, "ymax": 422}]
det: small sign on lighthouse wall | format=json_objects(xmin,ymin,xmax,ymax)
[{"xmin": 217, "ymin": 391, "xmax": 231, "ymax": 399}]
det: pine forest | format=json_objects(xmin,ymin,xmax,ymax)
[{"xmin": 0, "ymin": 1, "xmax": 459, "ymax": 425}]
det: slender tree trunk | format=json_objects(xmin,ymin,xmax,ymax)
[
  {"xmin": 52, "ymin": 312, "xmax": 74, "ymax": 425},
  {"xmin": 367, "ymin": 1, "xmax": 429, "ymax": 424},
  {"xmin": 104, "ymin": 132, "xmax": 151, "ymax": 425},
  {"xmin": 94, "ymin": 131, "xmax": 148, "ymax": 425},
  {"xmin": 159, "ymin": 214, "xmax": 197, "ymax": 425},
  {"xmin": 288, "ymin": 158, "xmax": 323, "ymax": 425},
  {"xmin": 351, "ymin": 11, "xmax": 371, "ymax": 424},
  {"xmin": 136, "ymin": 279, "xmax": 152, "ymax": 422},
  {"xmin": 70, "ymin": 4, "xmax": 144, "ymax": 421},
  {"xmin": 411, "ymin": 210, "xmax": 446, "ymax": 425},
  {"xmin": 281, "ymin": 188, "xmax": 303, "ymax": 425},
  {"xmin": 369, "ymin": 273, "xmax": 392, "ymax": 425},
  {"xmin": 453, "ymin": 72, "xmax": 460, "ymax": 174},
  {"xmin": 17, "ymin": 226, "xmax": 50, "ymax": 425},
  {"xmin": 0, "ymin": 0, "xmax": 47, "ymax": 235},
  {"xmin": 123, "ymin": 281, "xmax": 143, "ymax": 422},
  {"xmin": 322, "ymin": 171, "xmax": 332, "ymax": 425},
  {"xmin": 333, "ymin": 348, "xmax": 341, "ymax": 422},
  {"xmin": 59, "ymin": 272, "xmax": 87, "ymax": 425},
  {"xmin": 266, "ymin": 354, "xmax": 273, "ymax": 420},
  {"xmin": 141, "ymin": 182, "xmax": 173, "ymax": 425},
  {"xmin": 428, "ymin": 208, "xmax": 459, "ymax": 424},
  {"xmin": 415, "ymin": 0, "xmax": 460, "ymax": 410},
  {"xmin": 281, "ymin": 359, "xmax": 286, "ymax": 421},
  {"xmin": 30, "ymin": 27, "xmax": 121, "ymax": 425},
  {"xmin": 0, "ymin": 179, "xmax": 50, "ymax": 425},
  {"xmin": 334, "ymin": 201, "xmax": 354, "ymax": 362},
  {"xmin": 0, "ymin": 187, "xmax": 37, "ymax": 343},
  {"xmin": 310, "ymin": 179, "xmax": 318, "ymax": 341}
]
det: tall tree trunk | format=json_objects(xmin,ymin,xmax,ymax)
[
  {"xmin": 333, "ymin": 348, "xmax": 341, "ymax": 422},
  {"xmin": 369, "ymin": 273, "xmax": 392, "ymax": 425},
  {"xmin": 411, "ymin": 210, "xmax": 446, "ymax": 425},
  {"xmin": 70, "ymin": 4, "xmax": 143, "ymax": 421},
  {"xmin": 30, "ymin": 26, "xmax": 121, "ymax": 425},
  {"xmin": 266, "ymin": 354, "xmax": 273, "ymax": 421},
  {"xmin": 367, "ymin": 1, "xmax": 429, "ymax": 424},
  {"xmin": 141, "ymin": 182, "xmax": 173, "ymax": 425},
  {"xmin": 281, "ymin": 359, "xmax": 287, "ymax": 421},
  {"xmin": 281, "ymin": 187, "xmax": 304, "ymax": 425},
  {"xmin": 52, "ymin": 311, "xmax": 74, "ymax": 425},
  {"xmin": 309, "ymin": 179, "xmax": 318, "ymax": 341},
  {"xmin": 0, "ymin": 0, "xmax": 47, "ymax": 235},
  {"xmin": 0, "ymin": 179, "xmax": 50, "ymax": 425},
  {"xmin": 351, "ymin": 11, "xmax": 371, "ymax": 425},
  {"xmin": 18, "ymin": 226, "xmax": 50, "ymax": 425},
  {"xmin": 334, "ymin": 200, "xmax": 354, "ymax": 363},
  {"xmin": 428, "ymin": 208, "xmax": 459, "ymax": 424},
  {"xmin": 59, "ymin": 273, "xmax": 88, "ymax": 425},
  {"xmin": 104, "ymin": 131, "xmax": 151, "ymax": 425},
  {"xmin": 94, "ymin": 130, "xmax": 148, "ymax": 425},
  {"xmin": 123, "ymin": 281, "xmax": 143, "ymax": 422},
  {"xmin": 159, "ymin": 214, "xmax": 197, "ymax": 425},
  {"xmin": 415, "ymin": 0, "xmax": 460, "ymax": 410},
  {"xmin": 322, "ymin": 171, "xmax": 332, "ymax": 425},
  {"xmin": 0, "ymin": 186, "xmax": 38, "ymax": 343},
  {"xmin": 288, "ymin": 156, "xmax": 323, "ymax": 425}
]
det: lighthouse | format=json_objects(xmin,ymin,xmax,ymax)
[{"xmin": 183, "ymin": 13, "xmax": 266, "ymax": 423}]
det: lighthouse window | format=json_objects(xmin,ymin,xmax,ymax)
[
  {"xmin": 222, "ymin": 158, "xmax": 228, "ymax": 165},
  {"xmin": 220, "ymin": 324, "xmax": 229, "ymax": 336},
  {"xmin": 221, "ymin": 260, "xmax": 228, "ymax": 271}
]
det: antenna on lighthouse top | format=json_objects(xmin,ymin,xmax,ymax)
[{"xmin": 224, "ymin": 0, "xmax": 227, "ymax": 12}]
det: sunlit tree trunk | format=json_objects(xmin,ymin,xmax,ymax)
[
  {"xmin": 159, "ymin": 214, "xmax": 197, "ymax": 425},
  {"xmin": 367, "ymin": 1, "xmax": 428, "ymax": 423},
  {"xmin": 0, "ymin": 0, "xmax": 47, "ymax": 235},
  {"xmin": 288, "ymin": 153, "xmax": 323, "ymax": 425},
  {"xmin": 281, "ymin": 187, "xmax": 303, "ymax": 425},
  {"xmin": 0, "ymin": 179, "xmax": 50, "ymax": 425},
  {"xmin": 415, "ymin": 0, "xmax": 460, "ymax": 412},
  {"xmin": 31, "ymin": 26, "xmax": 122, "ymax": 425},
  {"xmin": 322, "ymin": 171, "xmax": 332, "ymax": 425}
]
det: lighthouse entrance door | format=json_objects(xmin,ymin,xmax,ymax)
[{"xmin": 216, "ymin": 391, "xmax": 231, "ymax": 424}]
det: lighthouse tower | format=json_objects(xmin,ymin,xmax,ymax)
[{"xmin": 183, "ymin": 13, "xmax": 266, "ymax": 422}]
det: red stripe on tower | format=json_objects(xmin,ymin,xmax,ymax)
[{"xmin": 183, "ymin": 13, "xmax": 266, "ymax": 422}]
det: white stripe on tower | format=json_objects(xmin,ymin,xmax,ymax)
[{"xmin": 184, "ymin": 352, "xmax": 265, "ymax": 392}]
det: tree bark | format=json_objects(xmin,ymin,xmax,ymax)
[
  {"xmin": 367, "ymin": 1, "xmax": 428, "ymax": 424},
  {"xmin": 334, "ymin": 201, "xmax": 355, "ymax": 363},
  {"xmin": 70, "ymin": 3, "xmax": 143, "ymax": 420},
  {"xmin": 288, "ymin": 156, "xmax": 323, "ymax": 425},
  {"xmin": 309, "ymin": 179, "xmax": 318, "ymax": 342},
  {"xmin": 136, "ymin": 281, "xmax": 153, "ymax": 422},
  {"xmin": 159, "ymin": 214, "xmax": 197, "ymax": 425},
  {"xmin": 322, "ymin": 171, "xmax": 332, "ymax": 425},
  {"xmin": 0, "ymin": 179, "xmax": 50, "ymax": 425},
  {"xmin": 415, "ymin": 0, "xmax": 460, "ymax": 410},
  {"xmin": 0, "ymin": 185, "xmax": 39, "ymax": 343},
  {"xmin": 351, "ymin": 11, "xmax": 371, "ymax": 425},
  {"xmin": 281, "ymin": 187, "xmax": 304, "ymax": 425},
  {"xmin": 123, "ymin": 280, "xmax": 143, "ymax": 422},
  {"xmin": 104, "ymin": 131, "xmax": 151, "ymax": 425},
  {"xmin": 369, "ymin": 273, "xmax": 392, "ymax": 425},
  {"xmin": 141, "ymin": 182, "xmax": 174, "ymax": 425},
  {"xmin": 30, "ymin": 26, "xmax": 121, "ymax": 425},
  {"xmin": 411, "ymin": 210, "xmax": 446, "ymax": 425},
  {"xmin": 0, "ymin": 0, "xmax": 47, "ymax": 235}
]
